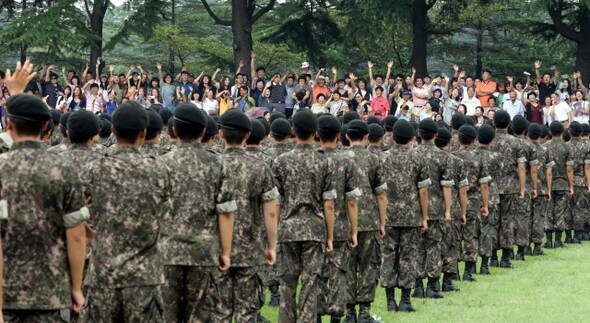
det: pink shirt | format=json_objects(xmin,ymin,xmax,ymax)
[
  {"xmin": 371, "ymin": 96, "xmax": 390, "ymax": 119},
  {"xmin": 85, "ymin": 91, "xmax": 104, "ymax": 114},
  {"xmin": 412, "ymin": 86, "xmax": 428, "ymax": 107}
]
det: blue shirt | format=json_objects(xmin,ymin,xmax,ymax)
[
  {"xmin": 176, "ymin": 81, "xmax": 196, "ymax": 100},
  {"xmin": 106, "ymin": 101, "xmax": 118, "ymax": 115}
]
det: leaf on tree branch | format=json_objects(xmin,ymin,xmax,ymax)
[{"xmin": 200, "ymin": 0, "xmax": 231, "ymax": 26}]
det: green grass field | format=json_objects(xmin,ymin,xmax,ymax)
[{"xmin": 261, "ymin": 243, "xmax": 590, "ymax": 322}]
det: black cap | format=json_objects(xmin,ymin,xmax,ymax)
[
  {"xmin": 409, "ymin": 121, "xmax": 419, "ymax": 132},
  {"xmin": 582, "ymin": 123, "xmax": 590, "ymax": 136},
  {"xmin": 563, "ymin": 131, "xmax": 571, "ymax": 142},
  {"xmin": 319, "ymin": 114, "xmax": 342, "ymax": 134},
  {"xmin": 384, "ymin": 115, "xmax": 397, "ymax": 131},
  {"xmin": 293, "ymin": 109, "xmax": 318, "ymax": 132},
  {"xmin": 542, "ymin": 125, "xmax": 550, "ymax": 138},
  {"xmin": 459, "ymin": 125, "xmax": 478, "ymax": 139},
  {"xmin": 174, "ymin": 103, "xmax": 207, "ymax": 127},
  {"xmin": 270, "ymin": 112, "xmax": 287, "ymax": 124},
  {"xmin": 512, "ymin": 115, "xmax": 528, "ymax": 134},
  {"xmin": 220, "ymin": 109, "xmax": 251, "ymax": 131},
  {"xmin": 205, "ymin": 115, "xmax": 218, "ymax": 136},
  {"xmin": 250, "ymin": 119, "xmax": 266, "ymax": 139},
  {"xmin": 569, "ymin": 121, "xmax": 583, "ymax": 136},
  {"xmin": 494, "ymin": 110, "xmax": 511, "ymax": 128},
  {"xmin": 437, "ymin": 127, "xmax": 452, "ymax": 141},
  {"xmin": 67, "ymin": 110, "xmax": 100, "ymax": 138},
  {"xmin": 60, "ymin": 111, "xmax": 72, "ymax": 128},
  {"xmin": 112, "ymin": 101, "xmax": 149, "ymax": 131},
  {"xmin": 549, "ymin": 121, "xmax": 565, "ymax": 135},
  {"xmin": 159, "ymin": 109, "xmax": 173, "ymax": 125},
  {"xmin": 99, "ymin": 113, "xmax": 111, "ymax": 123},
  {"xmin": 146, "ymin": 109, "xmax": 164, "ymax": 131},
  {"xmin": 271, "ymin": 119, "xmax": 292, "ymax": 136},
  {"xmin": 528, "ymin": 124, "xmax": 542, "ymax": 139},
  {"xmin": 368, "ymin": 123, "xmax": 384, "ymax": 138},
  {"xmin": 340, "ymin": 124, "xmax": 350, "ymax": 146},
  {"xmin": 257, "ymin": 117, "xmax": 271, "ymax": 135},
  {"xmin": 149, "ymin": 104, "xmax": 163, "ymax": 114},
  {"xmin": 437, "ymin": 120, "xmax": 450, "ymax": 131},
  {"xmin": 419, "ymin": 118, "xmax": 438, "ymax": 135},
  {"xmin": 393, "ymin": 120, "xmax": 415, "ymax": 139},
  {"xmin": 342, "ymin": 111, "xmax": 361, "ymax": 124},
  {"xmin": 451, "ymin": 113, "xmax": 466, "ymax": 130},
  {"xmin": 100, "ymin": 119, "xmax": 112, "ymax": 138},
  {"xmin": 348, "ymin": 120, "xmax": 370, "ymax": 134},
  {"xmin": 478, "ymin": 124, "xmax": 496, "ymax": 143},
  {"xmin": 50, "ymin": 110, "xmax": 61, "ymax": 124},
  {"xmin": 6, "ymin": 94, "xmax": 51, "ymax": 124},
  {"xmin": 367, "ymin": 116, "xmax": 382, "ymax": 126}
]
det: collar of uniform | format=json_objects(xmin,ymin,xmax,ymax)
[
  {"xmin": 421, "ymin": 140, "xmax": 435, "ymax": 146},
  {"xmin": 394, "ymin": 144, "xmax": 411, "ymax": 151},
  {"xmin": 68, "ymin": 143, "xmax": 90, "ymax": 151},
  {"xmin": 11, "ymin": 140, "xmax": 43, "ymax": 150},
  {"xmin": 496, "ymin": 129, "xmax": 507, "ymax": 134},
  {"xmin": 570, "ymin": 137, "xmax": 580, "ymax": 142},
  {"xmin": 111, "ymin": 146, "xmax": 140, "ymax": 155},
  {"xmin": 351, "ymin": 145, "xmax": 365, "ymax": 150},
  {"xmin": 224, "ymin": 147, "xmax": 244, "ymax": 154},
  {"xmin": 143, "ymin": 142, "xmax": 158, "ymax": 148},
  {"xmin": 295, "ymin": 144, "xmax": 316, "ymax": 150},
  {"xmin": 245, "ymin": 146, "xmax": 260, "ymax": 152}
]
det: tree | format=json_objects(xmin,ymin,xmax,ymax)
[
  {"xmin": 199, "ymin": 0, "xmax": 276, "ymax": 72},
  {"xmin": 85, "ymin": 0, "xmax": 110, "ymax": 71}
]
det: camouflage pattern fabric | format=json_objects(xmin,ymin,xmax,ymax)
[
  {"xmin": 3, "ymin": 309, "xmax": 70, "ymax": 323},
  {"xmin": 51, "ymin": 128, "xmax": 64, "ymax": 146},
  {"xmin": 140, "ymin": 142, "xmax": 162, "ymax": 158},
  {"xmin": 567, "ymin": 138, "xmax": 590, "ymax": 230},
  {"xmin": 490, "ymin": 129, "xmax": 526, "ymax": 194},
  {"xmin": 267, "ymin": 143, "xmax": 292, "ymax": 159},
  {"xmin": 380, "ymin": 227, "xmax": 420, "ymax": 289},
  {"xmin": 382, "ymin": 132, "xmax": 394, "ymax": 150},
  {"xmin": 479, "ymin": 205, "xmax": 499, "ymax": 257},
  {"xmin": 531, "ymin": 197, "xmax": 551, "ymax": 243},
  {"xmin": 543, "ymin": 137, "xmax": 573, "ymax": 191},
  {"xmin": 347, "ymin": 231, "xmax": 380, "ymax": 304},
  {"xmin": 416, "ymin": 220, "xmax": 445, "ymax": 279},
  {"xmin": 47, "ymin": 138, "xmax": 71, "ymax": 155},
  {"xmin": 214, "ymin": 266, "xmax": 266, "ymax": 323},
  {"xmin": 86, "ymin": 285, "xmax": 164, "ymax": 323},
  {"xmin": 319, "ymin": 241, "xmax": 352, "ymax": 317},
  {"xmin": 159, "ymin": 132, "xmax": 170, "ymax": 148}
]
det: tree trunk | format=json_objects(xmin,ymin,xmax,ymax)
[
  {"xmin": 410, "ymin": 0, "xmax": 429, "ymax": 77},
  {"xmin": 475, "ymin": 21, "xmax": 483, "ymax": 78},
  {"xmin": 232, "ymin": 0, "xmax": 253, "ymax": 74},
  {"xmin": 20, "ymin": 44, "xmax": 27, "ymax": 63},
  {"xmin": 88, "ymin": 1, "xmax": 107, "ymax": 76},
  {"xmin": 167, "ymin": 0, "xmax": 176, "ymax": 75},
  {"xmin": 576, "ymin": 41, "xmax": 590, "ymax": 87}
]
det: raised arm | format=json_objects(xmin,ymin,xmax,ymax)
[
  {"xmin": 156, "ymin": 62, "xmax": 164, "ymax": 85},
  {"xmin": 95, "ymin": 64, "xmax": 100, "ymax": 81},
  {"xmin": 409, "ymin": 67, "xmax": 416, "ymax": 89},
  {"xmin": 534, "ymin": 60, "xmax": 541, "ymax": 84},
  {"xmin": 315, "ymin": 68, "xmax": 325, "ymax": 84},
  {"xmin": 236, "ymin": 59, "xmax": 244, "ymax": 76},
  {"xmin": 385, "ymin": 60, "xmax": 393, "ymax": 83},
  {"xmin": 250, "ymin": 51, "xmax": 257, "ymax": 80},
  {"xmin": 82, "ymin": 63, "xmax": 89, "ymax": 80},
  {"xmin": 212, "ymin": 68, "xmax": 221, "ymax": 84},
  {"xmin": 45, "ymin": 64, "xmax": 55, "ymax": 83},
  {"xmin": 552, "ymin": 65, "xmax": 559, "ymax": 86},
  {"xmin": 367, "ymin": 61, "xmax": 374, "ymax": 85},
  {"xmin": 62, "ymin": 66, "xmax": 70, "ymax": 86},
  {"xmin": 331, "ymin": 66, "xmax": 338, "ymax": 83},
  {"xmin": 453, "ymin": 64, "xmax": 459, "ymax": 78}
]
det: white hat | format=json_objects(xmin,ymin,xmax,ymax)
[{"xmin": 301, "ymin": 62, "xmax": 310, "ymax": 68}]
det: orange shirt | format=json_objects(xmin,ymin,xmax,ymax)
[
  {"xmin": 313, "ymin": 84, "xmax": 330, "ymax": 103},
  {"xmin": 476, "ymin": 80, "xmax": 497, "ymax": 106}
]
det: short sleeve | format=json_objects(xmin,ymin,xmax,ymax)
[
  {"xmin": 216, "ymin": 161, "xmax": 237, "ymax": 213},
  {"xmin": 372, "ymin": 158, "xmax": 388, "ymax": 195},
  {"xmin": 322, "ymin": 158, "xmax": 337, "ymax": 201}
]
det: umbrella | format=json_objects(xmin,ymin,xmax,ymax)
[{"xmin": 245, "ymin": 107, "xmax": 268, "ymax": 118}]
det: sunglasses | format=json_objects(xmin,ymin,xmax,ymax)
[{"xmin": 396, "ymin": 79, "xmax": 402, "ymax": 81}]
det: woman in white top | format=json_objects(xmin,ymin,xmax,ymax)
[
  {"xmin": 460, "ymin": 86, "xmax": 480, "ymax": 116},
  {"xmin": 191, "ymin": 91, "xmax": 204, "ymax": 110},
  {"xmin": 571, "ymin": 90, "xmax": 589, "ymax": 124},
  {"xmin": 444, "ymin": 87, "xmax": 461, "ymax": 123},
  {"xmin": 202, "ymin": 89, "xmax": 219, "ymax": 115},
  {"xmin": 417, "ymin": 102, "xmax": 435, "ymax": 122}
]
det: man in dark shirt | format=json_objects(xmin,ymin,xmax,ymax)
[
  {"xmin": 42, "ymin": 71, "xmax": 64, "ymax": 109},
  {"xmin": 534, "ymin": 60, "xmax": 558, "ymax": 103},
  {"xmin": 269, "ymin": 73, "xmax": 288, "ymax": 114}
]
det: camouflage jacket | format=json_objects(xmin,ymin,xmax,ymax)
[
  {"xmin": 447, "ymin": 151, "xmax": 468, "ymax": 219},
  {"xmin": 477, "ymin": 146, "xmax": 503, "ymax": 206},
  {"xmin": 367, "ymin": 145, "xmax": 385, "ymax": 156},
  {"xmin": 414, "ymin": 141, "xmax": 454, "ymax": 220},
  {"xmin": 532, "ymin": 141, "xmax": 555, "ymax": 195},
  {"xmin": 47, "ymin": 138, "xmax": 71, "ymax": 155},
  {"xmin": 567, "ymin": 138, "xmax": 588, "ymax": 187},
  {"xmin": 245, "ymin": 146, "xmax": 274, "ymax": 168},
  {"xmin": 453, "ymin": 146, "xmax": 492, "ymax": 211},
  {"xmin": 160, "ymin": 132, "xmax": 170, "ymax": 147},
  {"xmin": 267, "ymin": 142, "xmax": 292, "ymax": 159},
  {"xmin": 543, "ymin": 137, "xmax": 573, "ymax": 191},
  {"xmin": 140, "ymin": 141, "xmax": 162, "ymax": 159},
  {"xmin": 515, "ymin": 135, "xmax": 539, "ymax": 190},
  {"xmin": 50, "ymin": 129, "xmax": 64, "ymax": 146},
  {"xmin": 490, "ymin": 129, "xmax": 526, "ymax": 194},
  {"xmin": 382, "ymin": 133, "xmax": 394, "ymax": 150}
]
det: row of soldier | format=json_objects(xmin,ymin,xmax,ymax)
[{"xmin": 1, "ymin": 61, "xmax": 589, "ymax": 323}]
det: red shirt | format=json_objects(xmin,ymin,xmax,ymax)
[
  {"xmin": 371, "ymin": 96, "xmax": 390, "ymax": 119},
  {"xmin": 527, "ymin": 102, "xmax": 544, "ymax": 125}
]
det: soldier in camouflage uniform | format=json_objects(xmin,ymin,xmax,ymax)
[
  {"xmin": 49, "ymin": 109, "xmax": 63, "ymax": 146},
  {"xmin": 566, "ymin": 122, "xmax": 588, "ymax": 243},
  {"xmin": 412, "ymin": 119, "xmax": 454, "ymax": 299},
  {"xmin": 511, "ymin": 116, "xmax": 539, "ymax": 260},
  {"xmin": 581, "ymin": 123, "xmax": 590, "ymax": 240},
  {"xmin": 341, "ymin": 121, "xmax": 388, "ymax": 322},
  {"xmin": 317, "ymin": 116, "xmax": 360, "ymax": 323},
  {"xmin": 47, "ymin": 111, "xmax": 72, "ymax": 155},
  {"xmin": 367, "ymin": 124, "xmax": 385, "ymax": 155},
  {"xmin": 159, "ymin": 108, "xmax": 173, "ymax": 148},
  {"xmin": 528, "ymin": 124, "xmax": 554, "ymax": 256},
  {"xmin": 268, "ymin": 118, "xmax": 292, "ymax": 159},
  {"xmin": 477, "ymin": 125, "xmax": 503, "ymax": 274},
  {"xmin": 380, "ymin": 120, "xmax": 431, "ymax": 313},
  {"xmin": 139, "ymin": 108, "xmax": 164, "ymax": 158},
  {"xmin": 382, "ymin": 115, "xmax": 396, "ymax": 150},
  {"xmin": 161, "ymin": 118, "xmax": 179, "ymax": 155},
  {"xmin": 271, "ymin": 110, "xmax": 336, "ymax": 323},
  {"xmin": 245, "ymin": 119, "xmax": 274, "ymax": 167},
  {"xmin": 201, "ymin": 115, "xmax": 221, "ymax": 155},
  {"xmin": 489, "ymin": 110, "xmax": 527, "ymax": 268},
  {"xmin": 543, "ymin": 121, "xmax": 574, "ymax": 249},
  {"xmin": 157, "ymin": 104, "xmax": 237, "ymax": 322},
  {"xmin": 0, "ymin": 130, "xmax": 13, "ymax": 153},
  {"xmin": 1, "ymin": 93, "xmax": 88, "ymax": 322},
  {"xmin": 449, "ymin": 114, "xmax": 467, "ymax": 152},
  {"xmin": 216, "ymin": 110, "xmax": 279, "ymax": 322},
  {"xmin": 85, "ymin": 102, "xmax": 171, "ymax": 322}
]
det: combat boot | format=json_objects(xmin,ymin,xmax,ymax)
[
  {"xmin": 524, "ymin": 244, "xmax": 532, "ymax": 255},
  {"xmin": 344, "ymin": 304, "xmax": 357, "ymax": 323},
  {"xmin": 532, "ymin": 243, "xmax": 546, "ymax": 256},
  {"xmin": 554, "ymin": 230, "xmax": 565, "ymax": 248},
  {"xmin": 489, "ymin": 250, "xmax": 499, "ymax": 267},
  {"xmin": 463, "ymin": 262, "xmax": 476, "ymax": 281},
  {"xmin": 258, "ymin": 313, "xmax": 271, "ymax": 323},
  {"xmin": 442, "ymin": 272, "xmax": 460, "ymax": 292},
  {"xmin": 385, "ymin": 287, "xmax": 397, "ymax": 312},
  {"xmin": 479, "ymin": 256, "xmax": 490, "ymax": 275},
  {"xmin": 357, "ymin": 302, "xmax": 376, "ymax": 323},
  {"xmin": 544, "ymin": 231, "xmax": 553, "ymax": 249},
  {"xmin": 426, "ymin": 277, "xmax": 444, "ymax": 299},
  {"xmin": 268, "ymin": 284, "xmax": 280, "ymax": 307},
  {"xmin": 397, "ymin": 288, "xmax": 416, "ymax": 312},
  {"xmin": 330, "ymin": 315, "xmax": 343, "ymax": 323},
  {"xmin": 412, "ymin": 278, "xmax": 425, "ymax": 298},
  {"xmin": 574, "ymin": 230, "xmax": 583, "ymax": 244},
  {"xmin": 451, "ymin": 264, "xmax": 461, "ymax": 281},
  {"xmin": 515, "ymin": 246, "xmax": 525, "ymax": 261},
  {"xmin": 500, "ymin": 248, "xmax": 515, "ymax": 268},
  {"xmin": 565, "ymin": 230, "xmax": 573, "ymax": 244}
]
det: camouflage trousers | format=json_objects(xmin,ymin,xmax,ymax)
[
  {"xmin": 86, "ymin": 285, "xmax": 163, "ymax": 323},
  {"xmin": 3, "ymin": 309, "xmax": 70, "ymax": 323},
  {"xmin": 347, "ymin": 231, "xmax": 380, "ymax": 304},
  {"xmin": 279, "ymin": 241, "xmax": 324, "ymax": 323},
  {"xmin": 531, "ymin": 196, "xmax": 550, "ymax": 244},
  {"xmin": 546, "ymin": 191, "xmax": 570, "ymax": 231},
  {"xmin": 462, "ymin": 210, "xmax": 481, "ymax": 262},
  {"xmin": 215, "ymin": 266, "xmax": 266, "ymax": 322},
  {"xmin": 319, "ymin": 241, "xmax": 352, "ymax": 317},
  {"xmin": 570, "ymin": 187, "xmax": 589, "ymax": 231},
  {"xmin": 380, "ymin": 227, "xmax": 420, "ymax": 290},
  {"xmin": 499, "ymin": 194, "xmax": 518, "ymax": 249},
  {"xmin": 442, "ymin": 220, "xmax": 462, "ymax": 274},
  {"xmin": 514, "ymin": 193, "xmax": 532, "ymax": 247},
  {"xmin": 162, "ymin": 265, "xmax": 225, "ymax": 323},
  {"xmin": 479, "ymin": 205, "xmax": 499, "ymax": 257},
  {"xmin": 417, "ymin": 220, "xmax": 444, "ymax": 279},
  {"xmin": 264, "ymin": 244, "xmax": 281, "ymax": 287}
]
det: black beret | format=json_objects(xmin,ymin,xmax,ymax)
[
  {"xmin": 270, "ymin": 112, "xmax": 287, "ymax": 124},
  {"xmin": 348, "ymin": 120, "xmax": 370, "ymax": 134},
  {"xmin": 512, "ymin": 115, "xmax": 528, "ymax": 133},
  {"xmin": 113, "ymin": 101, "xmax": 149, "ymax": 131},
  {"xmin": 437, "ymin": 127, "xmax": 452, "ymax": 141},
  {"xmin": 60, "ymin": 111, "xmax": 72, "ymax": 128},
  {"xmin": 393, "ymin": 120, "xmax": 415, "ymax": 139},
  {"xmin": 256, "ymin": 117, "xmax": 271, "ymax": 135},
  {"xmin": 271, "ymin": 119, "xmax": 292, "ymax": 136},
  {"xmin": 582, "ymin": 123, "xmax": 590, "ymax": 136},
  {"xmin": 167, "ymin": 117, "xmax": 174, "ymax": 130},
  {"xmin": 205, "ymin": 115, "xmax": 218, "ymax": 136},
  {"xmin": 250, "ymin": 119, "xmax": 266, "ymax": 139},
  {"xmin": 549, "ymin": 121, "xmax": 565, "ymax": 135},
  {"xmin": 563, "ymin": 131, "xmax": 571, "ymax": 142},
  {"xmin": 459, "ymin": 125, "xmax": 478, "ymax": 139},
  {"xmin": 149, "ymin": 104, "xmax": 163, "ymax": 114},
  {"xmin": 419, "ymin": 118, "xmax": 438, "ymax": 134},
  {"xmin": 319, "ymin": 114, "xmax": 342, "ymax": 134},
  {"xmin": 569, "ymin": 121, "xmax": 583, "ymax": 136},
  {"xmin": 367, "ymin": 116, "xmax": 382, "ymax": 126},
  {"xmin": 494, "ymin": 110, "xmax": 511, "ymax": 127},
  {"xmin": 542, "ymin": 125, "xmax": 550, "ymax": 138},
  {"xmin": 293, "ymin": 109, "xmax": 318, "ymax": 132},
  {"xmin": 451, "ymin": 113, "xmax": 466, "ymax": 130},
  {"xmin": 100, "ymin": 119, "xmax": 112, "ymax": 138},
  {"xmin": 159, "ymin": 109, "xmax": 173, "ymax": 124},
  {"xmin": 220, "ymin": 109, "xmax": 251, "ymax": 131},
  {"xmin": 174, "ymin": 103, "xmax": 207, "ymax": 128},
  {"xmin": 437, "ymin": 120, "xmax": 450, "ymax": 131},
  {"xmin": 46, "ymin": 119, "xmax": 54, "ymax": 133},
  {"xmin": 340, "ymin": 124, "xmax": 350, "ymax": 146},
  {"xmin": 67, "ymin": 110, "xmax": 100, "ymax": 138},
  {"xmin": 6, "ymin": 94, "xmax": 51, "ymax": 124},
  {"xmin": 99, "ymin": 113, "xmax": 111, "ymax": 123},
  {"xmin": 368, "ymin": 124, "xmax": 384, "ymax": 137},
  {"xmin": 465, "ymin": 116, "xmax": 475, "ymax": 127},
  {"xmin": 50, "ymin": 110, "xmax": 61, "ymax": 124},
  {"xmin": 342, "ymin": 111, "xmax": 361, "ymax": 124},
  {"xmin": 528, "ymin": 124, "xmax": 542, "ymax": 139},
  {"xmin": 384, "ymin": 115, "xmax": 397, "ymax": 131},
  {"xmin": 146, "ymin": 109, "xmax": 164, "ymax": 131},
  {"xmin": 409, "ymin": 121, "xmax": 419, "ymax": 132},
  {"xmin": 478, "ymin": 124, "xmax": 496, "ymax": 142}
]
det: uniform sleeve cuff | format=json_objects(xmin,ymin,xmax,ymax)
[
  {"xmin": 216, "ymin": 200, "xmax": 238, "ymax": 213},
  {"xmin": 529, "ymin": 159, "xmax": 539, "ymax": 166},
  {"xmin": 417, "ymin": 178, "xmax": 432, "ymax": 189},
  {"xmin": 64, "ymin": 206, "xmax": 90, "ymax": 228},
  {"xmin": 566, "ymin": 161, "xmax": 574, "ymax": 166},
  {"xmin": 0, "ymin": 200, "xmax": 8, "ymax": 220},
  {"xmin": 262, "ymin": 187, "xmax": 280, "ymax": 202},
  {"xmin": 585, "ymin": 160, "xmax": 590, "ymax": 165},
  {"xmin": 345, "ymin": 188, "xmax": 362, "ymax": 200},
  {"xmin": 478, "ymin": 176, "xmax": 492, "ymax": 184},
  {"xmin": 517, "ymin": 157, "xmax": 527, "ymax": 163},
  {"xmin": 440, "ymin": 180, "xmax": 455, "ymax": 187},
  {"xmin": 547, "ymin": 161, "xmax": 556, "ymax": 168},
  {"xmin": 458, "ymin": 179, "xmax": 469, "ymax": 187},
  {"xmin": 323, "ymin": 190, "xmax": 337, "ymax": 200},
  {"xmin": 373, "ymin": 183, "xmax": 388, "ymax": 195}
]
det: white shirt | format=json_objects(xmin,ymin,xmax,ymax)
[
  {"xmin": 202, "ymin": 98, "xmax": 219, "ymax": 115},
  {"xmin": 461, "ymin": 96, "xmax": 480, "ymax": 116},
  {"xmin": 502, "ymin": 99, "xmax": 525, "ymax": 119},
  {"xmin": 572, "ymin": 101, "xmax": 589, "ymax": 124},
  {"xmin": 552, "ymin": 101, "xmax": 572, "ymax": 122}
]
